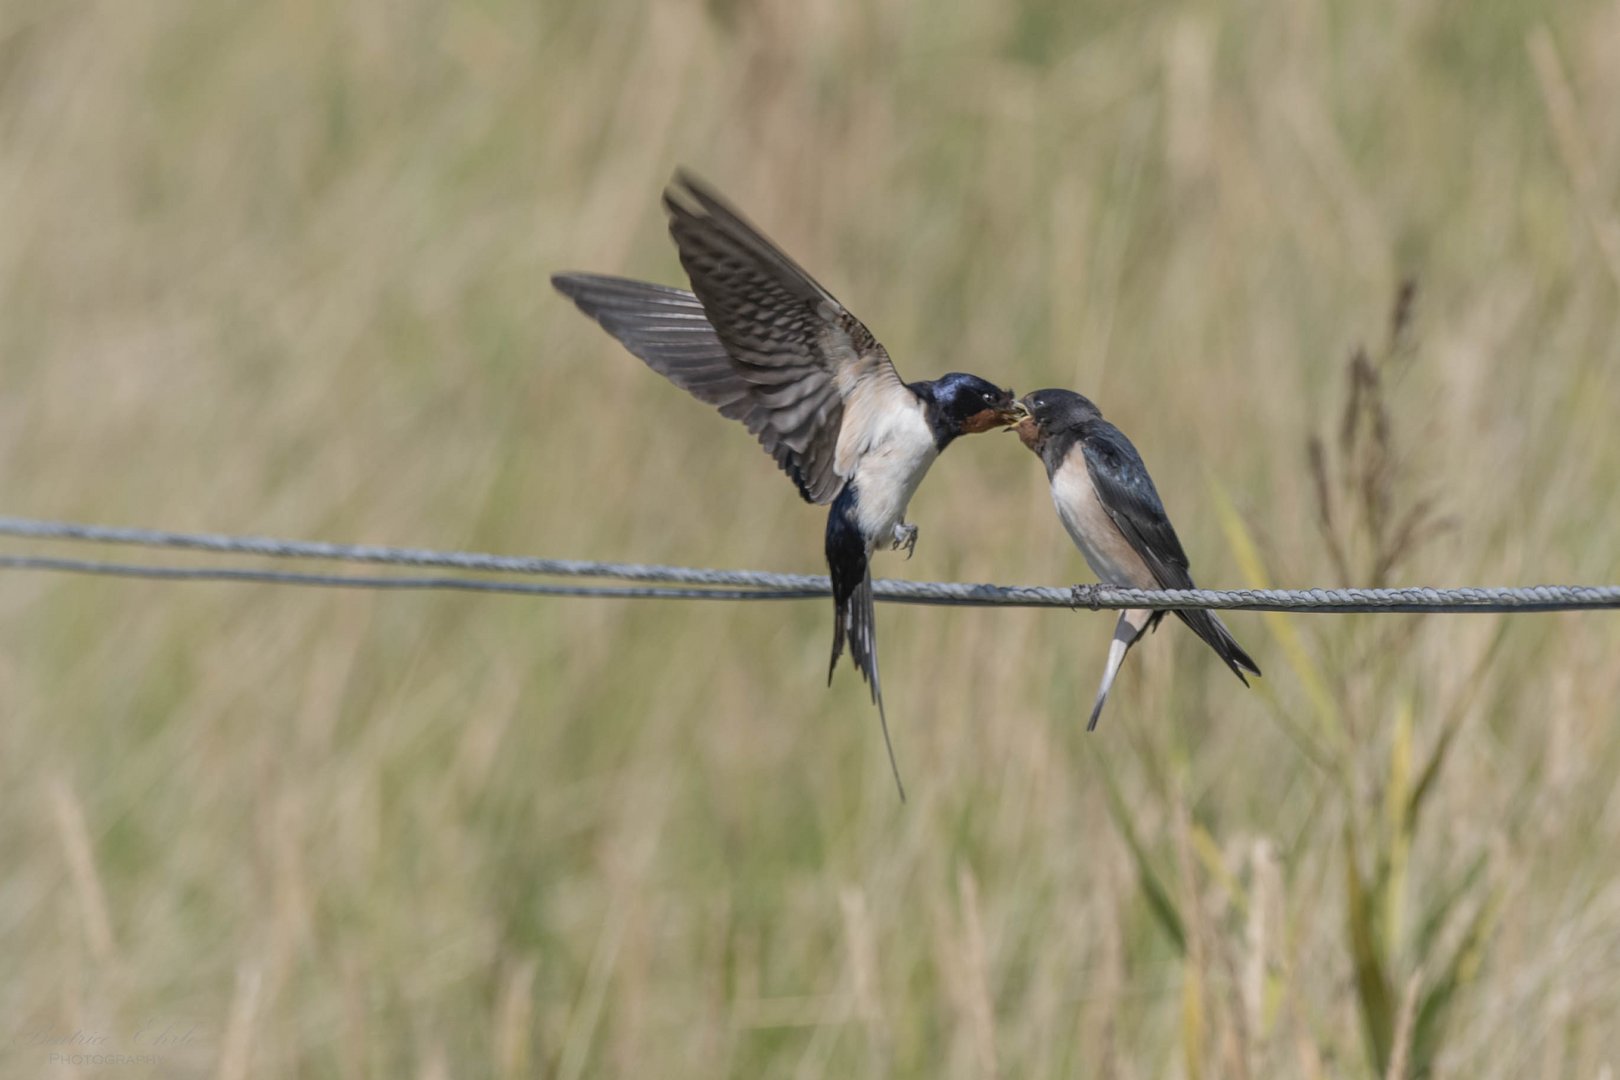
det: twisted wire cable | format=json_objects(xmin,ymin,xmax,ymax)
[{"xmin": 0, "ymin": 516, "xmax": 1616, "ymax": 612}]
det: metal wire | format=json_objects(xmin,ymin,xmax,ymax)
[
  {"xmin": 0, "ymin": 515, "xmax": 1617, "ymax": 613},
  {"xmin": 0, "ymin": 555, "xmax": 822, "ymax": 602}
]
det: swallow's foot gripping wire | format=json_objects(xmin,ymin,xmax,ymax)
[{"xmin": 891, "ymin": 522, "xmax": 919, "ymax": 559}]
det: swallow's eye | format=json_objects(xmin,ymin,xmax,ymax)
[{"xmin": 981, "ymin": 391, "xmax": 992, "ymax": 402}]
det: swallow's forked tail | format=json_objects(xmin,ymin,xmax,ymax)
[
  {"xmin": 1174, "ymin": 607, "xmax": 1262, "ymax": 684},
  {"xmin": 1088, "ymin": 608, "xmax": 1153, "ymax": 731},
  {"xmin": 826, "ymin": 488, "xmax": 905, "ymax": 801}
]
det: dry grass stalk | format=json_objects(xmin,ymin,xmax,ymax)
[
  {"xmin": 47, "ymin": 775, "xmax": 116, "ymax": 965},
  {"xmin": 1384, "ymin": 969, "xmax": 1423, "ymax": 1080}
]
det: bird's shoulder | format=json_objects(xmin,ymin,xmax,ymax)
[
  {"xmin": 1080, "ymin": 421, "xmax": 1191, "ymax": 574},
  {"xmin": 1042, "ymin": 419, "xmax": 1141, "ymax": 482},
  {"xmin": 1081, "ymin": 423, "xmax": 1161, "ymax": 505}
]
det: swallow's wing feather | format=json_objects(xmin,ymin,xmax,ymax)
[
  {"xmin": 1081, "ymin": 425, "xmax": 1193, "ymax": 587},
  {"xmin": 663, "ymin": 171, "xmax": 904, "ymax": 504},
  {"xmin": 1083, "ymin": 424, "xmax": 1261, "ymax": 682},
  {"xmin": 551, "ymin": 273, "xmax": 843, "ymax": 503},
  {"xmin": 550, "ymin": 274, "xmax": 747, "ymax": 414}
]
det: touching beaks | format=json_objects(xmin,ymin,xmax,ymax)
[{"xmin": 1001, "ymin": 399, "xmax": 1031, "ymax": 430}]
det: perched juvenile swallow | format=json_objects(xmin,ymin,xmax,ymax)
[
  {"xmin": 553, "ymin": 172, "xmax": 1019, "ymax": 796},
  {"xmin": 1013, "ymin": 389, "xmax": 1260, "ymax": 728}
]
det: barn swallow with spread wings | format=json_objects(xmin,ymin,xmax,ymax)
[
  {"xmin": 1013, "ymin": 389, "xmax": 1260, "ymax": 728},
  {"xmin": 553, "ymin": 172, "xmax": 1019, "ymax": 797}
]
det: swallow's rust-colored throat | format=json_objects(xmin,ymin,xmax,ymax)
[
  {"xmin": 961, "ymin": 407, "xmax": 1017, "ymax": 435},
  {"xmin": 1014, "ymin": 414, "xmax": 1043, "ymax": 451}
]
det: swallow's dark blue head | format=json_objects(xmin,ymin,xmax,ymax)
[{"xmin": 916, "ymin": 372, "xmax": 1019, "ymax": 448}]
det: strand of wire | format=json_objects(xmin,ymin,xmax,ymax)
[
  {"xmin": 1, "ymin": 516, "xmax": 1618, "ymax": 613},
  {"xmin": 0, "ymin": 555, "xmax": 825, "ymax": 602}
]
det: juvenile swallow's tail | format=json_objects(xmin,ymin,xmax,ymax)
[
  {"xmin": 826, "ymin": 489, "xmax": 904, "ymax": 801},
  {"xmin": 1174, "ymin": 608, "xmax": 1262, "ymax": 684},
  {"xmin": 1088, "ymin": 608, "xmax": 1154, "ymax": 731}
]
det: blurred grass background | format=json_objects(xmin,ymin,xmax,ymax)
[{"xmin": 2, "ymin": 0, "xmax": 1619, "ymax": 1076}]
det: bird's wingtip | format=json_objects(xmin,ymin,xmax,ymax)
[{"xmin": 663, "ymin": 168, "xmax": 710, "ymax": 212}]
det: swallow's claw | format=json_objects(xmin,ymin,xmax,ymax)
[
  {"xmin": 891, "ymin": 522, "xmax": 919, "ymax": 559},
  {"xmin": 1070, "ymin": 584, "xmax": 1100, "ymax": 611}
]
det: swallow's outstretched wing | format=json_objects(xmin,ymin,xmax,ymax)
[
  {"xmin": 554, "ymin": 175, "xmax": 902, "ymax": 506},
  {"xmin": 660, "ymin": 171, "xmax": 905, "ymax": 504},
  {"xmin": 1082, "ymin": 424, "xmax": 1260, "ymax": 683},
  {"xmin": 549, "ymin": 273, "xmax": 834, "ymax": 503},
  {"xmin": 548, "ymin": 274, "xmax": 747, "ymax": 410}
]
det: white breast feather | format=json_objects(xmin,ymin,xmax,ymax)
[
  {"xmin": 1051, "ymin": 463, "xmax": 1156, "ymax": 588},
  {"xmin": 836, "ymin": 383, "xmax": 938, "ymax": 545}
]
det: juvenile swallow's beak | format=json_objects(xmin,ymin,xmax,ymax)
[{"xmin": 1002, "ymin": 399, "xmax": 1031, "ymax": 430}]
